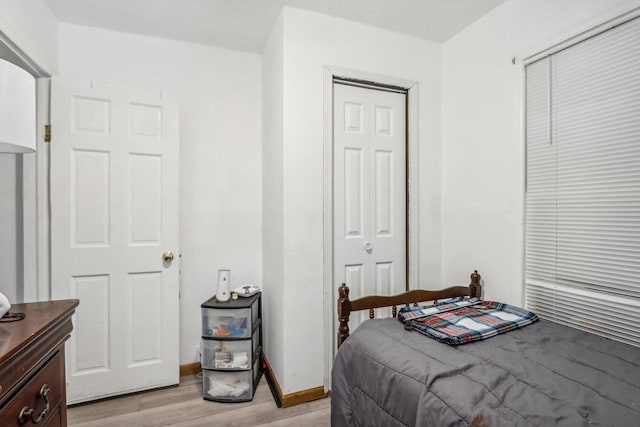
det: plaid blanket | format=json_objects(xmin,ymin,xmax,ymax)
[
  {"xmin": 397, "ymin": 297, "xmax": 482, "ymax": 322},
  {"xmin": 407, "ymin": 300, "xmax": 538, "ymax": 345}
]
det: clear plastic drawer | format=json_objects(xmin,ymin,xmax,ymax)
[
  {"xmin": 202, "ymin": 307, "xmax": 252, "ymax": 338},
  {"xmin": 201, "ymin": 339, "xmax": 252, "ymax": 370},
  {"xmin": 203, "ymin": 370, "xmax": 254, "ymax": 402},
  {"xmin": 201, "ymin": 296, "xmax": 260, "ymax": 338}
]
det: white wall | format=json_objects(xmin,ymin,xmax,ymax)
[
  {"xmin": 0, "ymin": 0, "xmax": 59, "ymax": 72},
  {"xmin": 57, "ymin": 24, "xmax": 263, "ymax": 364},
  {"xmin": 264, "ymin": 7, "xmax": 442, "ymax": 393},
  {"xmin": 261, "ymin": 11, "xmax": 286, "ymax": 387},
  {"xmin": 441, "ymin": 0, "xmax": 640, "ymax": 304}
]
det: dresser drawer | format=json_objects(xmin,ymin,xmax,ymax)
[{"xmin": 0, "ymin": 351, "xmax": 64, "ymax": 427}]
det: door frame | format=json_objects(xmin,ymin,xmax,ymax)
[
  {"xmin": 0, "ymin": 30, "xmax": 52, "ymax": 303},
  {"xmin": 322, "ymin": 66, "xmax": 419, "ymax": 390}
]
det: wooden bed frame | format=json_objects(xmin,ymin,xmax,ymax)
[{"xmin": 337, "ymin": 270, "xmax": 482, "ymax": 348}]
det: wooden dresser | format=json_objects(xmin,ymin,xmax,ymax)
[{"xmin": 0, "ymin": 300, "xmax": 78, "ymax": 427}]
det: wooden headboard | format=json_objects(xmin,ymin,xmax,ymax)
[{"xmin": 337, "ymin": 270, "xmax": 482, "ymax": 348}]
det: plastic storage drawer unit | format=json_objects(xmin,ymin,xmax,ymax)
[{"xmin": 201, "ymin": 292, "xmax": 263, "ymax": 402}]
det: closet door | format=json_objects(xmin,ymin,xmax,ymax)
[{"xmin": 333, "ymin": 82, "xmax": 407, "ymax": 327}]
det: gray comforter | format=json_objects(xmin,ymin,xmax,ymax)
[{"xmin": 331, "ymin": 318, "xmax": 640, "ymax": 426}]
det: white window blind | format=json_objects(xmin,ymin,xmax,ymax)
[{"xmin": 525, "ymin": 15, "xmax": 640, "ymax": 347}]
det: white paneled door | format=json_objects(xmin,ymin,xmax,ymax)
[
  {"xmin": 51, "ymin": 79, "xmax": 179, "ymax": 403},
  {"xmin": 333, "ymin": 82, "xmax": 406, "ymax": 327}
]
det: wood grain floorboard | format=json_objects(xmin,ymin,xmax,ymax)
[
  {"xmin": 68, "ymin": 375, "xmax": 330, "ymax": 427},
  {"xmin": 258, "ymin": 407, "xmax": 331, "ymax": 427}
]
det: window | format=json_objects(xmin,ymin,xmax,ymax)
[{"xmin": 525, "ymin": 14, "xmax": 640, "ymax": 347}]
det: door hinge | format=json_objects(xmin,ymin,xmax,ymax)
[{"xmin": 44, "ymin": 124, "xmax": 51, "ymax": 143}]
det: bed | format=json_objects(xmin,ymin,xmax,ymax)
[{"xmin": 331, "ymin": 271, "xmax": 640, "ymax": 426}]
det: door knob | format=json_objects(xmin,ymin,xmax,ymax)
[
  {"xmin": 162, "ymin": 251, "xmax": 174, "ymax": 262},
  {"xmin": 364, "ymin": 242, "xmax": 373, "ymax": 253}
]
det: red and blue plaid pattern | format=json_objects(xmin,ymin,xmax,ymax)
[
  {"xmin": 398, "ymin": 297, "xmax": 482, "ymax": 322},
  {"xmin": 408, "ymin": 300, "xmax": 538, "ymax": 345}
]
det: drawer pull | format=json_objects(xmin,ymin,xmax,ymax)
[{"xmin": 18, "ymin": 384, "xmax": 50, "ymax": 424}]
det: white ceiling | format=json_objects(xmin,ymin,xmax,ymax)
[{"xmin": 45, "ymin": 0, "xmax": 507, "ymax": 53}]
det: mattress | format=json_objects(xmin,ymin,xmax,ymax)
[{"xmin": 331, "ymin": 318, "xmax": 640, "ymax": 426}]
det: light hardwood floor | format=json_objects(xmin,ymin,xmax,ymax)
[{"xmin": 68, "ymin": 375, "xmax": 331, "ymax": 427}]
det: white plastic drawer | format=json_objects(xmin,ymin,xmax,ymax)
[
  {"xmin": 201, "ymin": 339, "xmax": 252, "ymax": 370},
  {"xmin": 203, "ymin": 370, "xmax": 253, "ymax": 401},
  {"xmin": 202, "ymin": 307, "xmax": 252, "ymax": 338}
]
